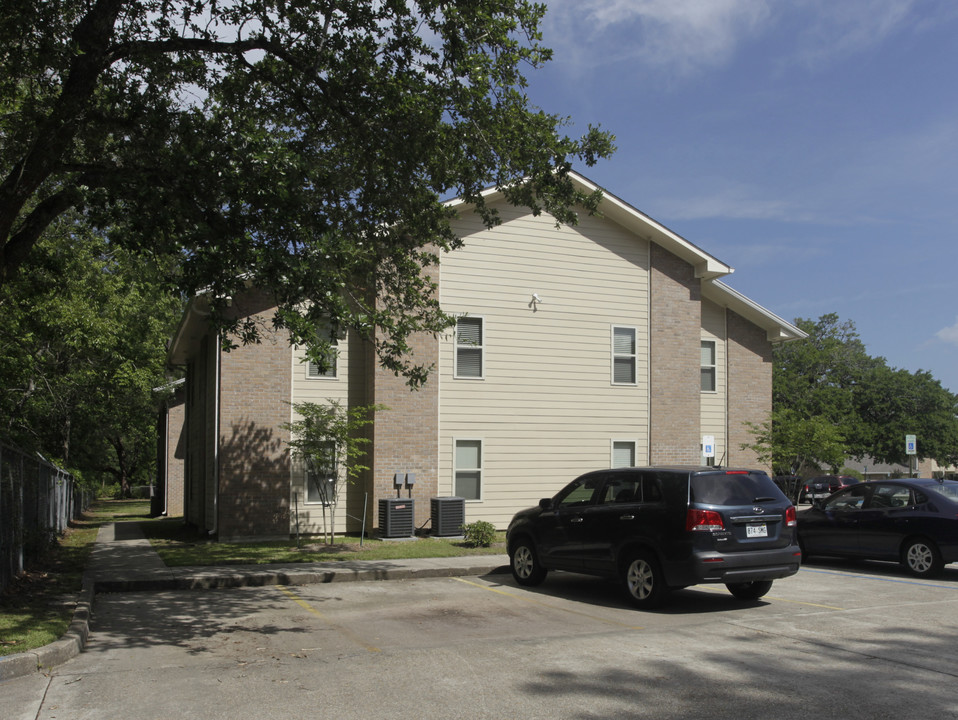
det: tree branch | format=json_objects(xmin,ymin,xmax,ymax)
[{"xmin": 2, "ymin": 188, "xmax": 85, "ymax": 283}]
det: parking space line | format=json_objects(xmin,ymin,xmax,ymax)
[
  {"xmin": 801, "ymin": 567, "xmax": 958, "ymax": 590},
  {"xmin": 277, "ymin": 585, "xmax": 382, "ymax": 653},
  {"xmin": 452, "ymin": 577, "xmax": 645, "ymax": 630},
  {"xmin": 692, "ymin": 583, "xmax": 845, "ymax": 610}
]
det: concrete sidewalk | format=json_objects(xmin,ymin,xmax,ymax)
[{"xmin": 0, "ymin": 521, "xmax": 509, "ymax": 682}]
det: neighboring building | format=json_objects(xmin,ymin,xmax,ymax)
[
  {"xmin": 165, "ymin": 172, "xmax": 806, "ymax": 541},
  {"xmin": 844, "ymin": 456, "xmax": 958, "ymax": 481}
]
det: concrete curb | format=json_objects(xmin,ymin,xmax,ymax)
[
  {"xmin": 0, "ymin": 559, "xmax": 510, "ymax": 683},
  {"xmin": 0, "ymin": 578, "xmax": 94, "ymax": 683}
]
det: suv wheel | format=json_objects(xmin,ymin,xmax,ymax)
[
  {"xmin": 622, "ymin": 551, "xmax": 667, "ymax": 609},
  {"xmin": 510, "ymin": 539, "xmax": 547, "ymax": 586},
  {"xmin": 726, "ymin": 580, "xmax": 773, "ymax": 601},
  {"xmin": 901, "ymin": 538, "xmax": 943, "ymax": 577}
]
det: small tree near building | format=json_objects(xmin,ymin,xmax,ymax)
[{"xmin": 284, "ymin": 401, "xmax": 384, "ymax": 544}]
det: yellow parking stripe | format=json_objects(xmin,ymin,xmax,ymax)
[
  {"xmin": 694, "ymin": 584, "xmax": 845, "ymax": 610},
  {"xmin": 452, "ymin": 577, "xmax": 646, "ymax": 630},
  {"xmin": 277, "ymin": 585, "xmax": 381, "ymax": 653}
]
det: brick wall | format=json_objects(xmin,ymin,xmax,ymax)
[
  {"xmin": 368, "ymin": 327, "xmax": 440, "ymax": 531},
  {"xmin": 649, "ymin": 243, "xmax": 702, "ymax": 465},
  {"xmin": 727, "ymin": 309, "xmax": 773, "ymax": 470},
  {"xmin": 184, "ymin": 339, "xmax": 209, "ymax": 530},
  {"xmin": 216, "ymin": 290, "xmax": 292, "ymax": 541},
  {"xmin": 164, "ymin": 390, "xmax": 185, "ymax": 517}
]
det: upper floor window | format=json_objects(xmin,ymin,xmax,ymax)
[
  {"xmin": 612, "ymin": 326, "xmax": 636, "ymax": 384},
  {"xmin": 700, "ymin": 340, "xmax": 716, "ymax": 392},
  {"xmin": 307, "ymin": 326, "xmax": 338, "ymax": 379},
  {"xmin": 455, "ymin": 316, "xmax": 483, "ymax": 378}
]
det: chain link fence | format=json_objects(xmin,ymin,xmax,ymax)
[{"xmin": 0, "ymin": 441, "xmax": 94, "ymax": 592}]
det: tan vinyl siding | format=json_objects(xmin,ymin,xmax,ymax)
[
  {"xmin": 440, "ymin": 204, "xmax": 651, "ymax": 526},
  {"xmin": 289, "ymin": 335, "xmax": 352, "ymax": 535},
  {"xmin": 701, "ymin": 299, "xmax": 727, "ymax": 463}
]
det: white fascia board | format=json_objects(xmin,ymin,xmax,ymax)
[
  {"xmin": 167, "ymin": 292, "xmax": 212, "ymax": 366},
  {"xmin": 703, "ymin": 279, "xmax": 807, "ymax": 344}
]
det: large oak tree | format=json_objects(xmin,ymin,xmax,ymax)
[
  {"xmin": 1, "ymin": 0, "xmax": 614, "ymax": 384},
  {"xmin": 748, "ymin": 313, "xmax": 958, "ymax": 474}
]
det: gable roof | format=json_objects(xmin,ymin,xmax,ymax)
[
  {"xmin": 447, "ymin": 170, "xmax": 732, "ymax": 280},
  {"xmin": 447, "ymin": 170, "xmax": 805, "ymax": 344}
]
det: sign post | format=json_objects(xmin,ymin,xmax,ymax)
[{"xmin": 905, "ymin": 434, "xmax": 917, "ymax": 477}]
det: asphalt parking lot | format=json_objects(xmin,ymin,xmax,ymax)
[{"xmin": 7, "ymin": 560, "xmax": 958, "ymax": 720}]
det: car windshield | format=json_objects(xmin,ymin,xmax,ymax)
[{"xmin": 690, "ymin": 472, "xmax": 783, "ymax": 505}]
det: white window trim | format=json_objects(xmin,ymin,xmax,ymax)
[
  {"xmin": 701, "ymin": 339, "xmax": 717, "ymax": 393},
  {"xmin": 611, "ymin": 439, "xmax": 638, "ymax": 468},
  {"xmin": 611, "ymin": 325, "xmax": 638, "ymax": 386},
  {"xmin": 454, "ymin": 315, "xmax": 485, "ymax": 380},
  {"xmin": 453, "ymin": 437, "xmax": 483, "ymax": 501}
]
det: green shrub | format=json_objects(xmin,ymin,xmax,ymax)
[
  {"xmin": 461, "ymin": 520, "xmax": 496, "ymax": 548},
  {"xmin": 98, "ymin": 482, "xmax": 121, "ymax": 499}
]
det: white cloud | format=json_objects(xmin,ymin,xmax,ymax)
[
  {"xmin": 541, "ymin": 0, "xmax": 957, "ymax": 76},
  {"xmin": 543, "ymin": 0, "xmax": 771, "ymax": 75},
  {"xmin": 936, "ymin": 318, "xmax": 958, "ymax": 346},
  {"xmin": 656, "ymin": 185, "xmax": 795, "ymax": 222},
  {"xmin": 785, "ymin": 0, "xmax": 958, "ymax": 67}
]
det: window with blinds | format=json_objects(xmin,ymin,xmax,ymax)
[
  {"xmin": 455, "ymin": 439, "xmax": 482, "ymax": 500},
  {"xmin": 305, "ymin": 442, "xmax": 336, "ymax": 504},
  {"xmin": 307, "ymin": 326, "xmax": 338, "ymax": 379},
  {"xmin": 612, "ymin": 440, "xmax": 636, "ymax": 468},
  {"xmin": 455, "ymin": 316, "xmax": 483, "ymax": 378},
  {"xmin": 612, "ymin": 326, "xmax": 636, "ymax": 384},
  {"xmin": 701, "ymin": 340, "xmax": 716, "ymax": 392}
]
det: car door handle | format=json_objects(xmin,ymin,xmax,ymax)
[
  {"xmin": 619, "ymin": 515, "xmax": 635, "ymax": 521},
  {"xmin": 569, "ymin": 517, "xmax": 584, "ymax": 523}
]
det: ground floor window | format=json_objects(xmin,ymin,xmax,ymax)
[
  {"xmin": 305, "ymin": 443, "xmax": 336, "ymax": 504},
  {"xmin": 455, "ymin": 439, "xmax": 482, "ymax": 500},
  {"xmin": 306, "ymin": 470, "xmax": 335, "ymax": 505},
  {"xmin": 612, "ymin": 440, "xmax": 636, "ymax": 468}
]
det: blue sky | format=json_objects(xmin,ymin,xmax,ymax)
[{"xmin": 524, "ymin": 0, "xmax": 958, "ymax": 393}]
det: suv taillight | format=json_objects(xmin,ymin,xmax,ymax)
[
  {"xmin": 785, "ymin": 506, "xmax": 797, "ymax": 527},
  {"xmin": 686, "ymin": 508, "xmax": 725, "ymax": 532}
]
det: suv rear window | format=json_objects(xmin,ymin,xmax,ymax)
[{"xmin": 690, "ymin": 472, "xmax": 783, "ymax": 505}]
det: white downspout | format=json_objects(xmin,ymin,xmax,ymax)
[{"xmin": 211, "ymin": 336, "xmax": 221, "ymax": 536}]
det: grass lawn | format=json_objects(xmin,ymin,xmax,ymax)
[
  {"xmin": 0, "ymin": 499, "xmax": 153, "ymax": 657},
  {"xmin": 141, "ymin": 517, "xmax": 507, "ymax": 566},
  {"xmin": 1, "ymin": 500, "xmax": 505, "ymax": 657}
]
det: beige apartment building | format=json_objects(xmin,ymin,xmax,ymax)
[{"xmin": 162, "ymin": 172, "xmax": 805, "ymax": 541}]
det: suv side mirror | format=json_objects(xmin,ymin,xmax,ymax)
[{"xmin": 539, "ymin": 497, "xmax": 553, "ymax": 511}]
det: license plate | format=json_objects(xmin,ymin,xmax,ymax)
[{"xmin": 746, "ymin": 523, "xmax": 768, "ymax": 538}]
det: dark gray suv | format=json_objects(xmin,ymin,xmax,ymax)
[{"xmin": 506, "ymin": 467, "xmax": 801, "ymax": 609}]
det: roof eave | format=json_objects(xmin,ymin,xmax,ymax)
[{"xmin": 703, "ymin": 280, "xmax": 807, "ymax": 344}]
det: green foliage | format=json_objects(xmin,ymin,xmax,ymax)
[
  {"xmin": 1, "ymin": 0, "xmax": 615, "ymax": 386},
  {"xmin": 744, "ymin": 410, "xmax": 846, "ymax": 476},
  {"xmin": 284, "ymin": 401, "xmax": 385, "ymax": 482},
  {"xmin": 283, "ymin": 401, "xmax": 385, "ymax": 543},
  {"xmin": 755, "ymin": 313, "xmax": 958, "ymax": 472},
  {"xmin": 461, "ymin": 520, "xmax": 497, "ymax": 548},
  {"xmin": 0, "ymin": 217, "xmax": 183, "ymax": 490}
]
